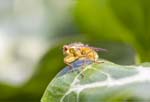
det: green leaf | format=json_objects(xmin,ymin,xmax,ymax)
[
  {"xmin": 74, "ymin": 0, "xmax": 150, "ymax": 62},
  {"xmin": 41, "ymin": 60, "xmax": 150, "ymax": 102}
]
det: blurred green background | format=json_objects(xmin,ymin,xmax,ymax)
[{"xmin": 0, "ymin": 0, "xmax": 149, "ymax": 101}]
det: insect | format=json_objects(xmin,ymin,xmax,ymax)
[{"xmin": 63, "ymin": 42, "xmax": 107, "ymax": 69}]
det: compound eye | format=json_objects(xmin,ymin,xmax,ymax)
[{"xmin": 64, "ymin": 46, "xmax": 68, "ymax": 51}]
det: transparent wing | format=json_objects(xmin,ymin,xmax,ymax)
[{"xmin": 89, "ymin": 46, "xmax": 107, "ymax": 52}]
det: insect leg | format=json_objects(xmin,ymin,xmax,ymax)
[
  {"xmin": 94, "ymin": 60, "xmax": 104, "ymax": 64},
  {"xmin": 87, "ymin": 50, "xmax": 104, "ymax": 64},
  {"xmin": 64, "ymin": 61, "xmax": 73, "ymax": 70},
  {"xmin": 81, "ymin": 58, "xmax": 87, "ymax": 69},
  {"xmin": 79, "ymin": 50, "xmax": 93, "ymax": 68}
]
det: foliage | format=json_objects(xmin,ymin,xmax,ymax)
[
  {"xmin": 0, "ymin": 40, "xmax": 140, "ymax": 101},
  {"xmin": 0, "ymin": 0, "xmax": 150, "ymax": 101},
  {"xmin": 41, "ymin": 60, "xmax": 150, "ymax": 102},
  {"xmin": 74, "ymin": 0, "xmax": 150, "ymax": 62}
]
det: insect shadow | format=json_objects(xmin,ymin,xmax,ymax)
[{"xmin": 56, "ymin": 60, "xmax": 93, "ymax": 77}]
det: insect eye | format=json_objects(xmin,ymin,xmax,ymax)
[{"xmin": 64, "ymin": 47, "xmax": 68, "ymax": 51}]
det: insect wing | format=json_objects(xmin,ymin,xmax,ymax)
[{"xmin": 89, "ymin": 46, "xmax": 107, "ymax": 52}]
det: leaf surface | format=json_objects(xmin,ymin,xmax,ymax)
[{"xmin": 41, "ymin": 60, "xmax": 150, "ymax": 102}]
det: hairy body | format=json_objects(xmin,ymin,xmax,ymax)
[{"xmin": 63, "ymin": 42, "xmax": 106, "ymax": 68}]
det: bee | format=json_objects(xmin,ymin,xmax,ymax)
[{"xmin": 63, "ymin": 42, "xmax": 107, "ymax": 69}]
